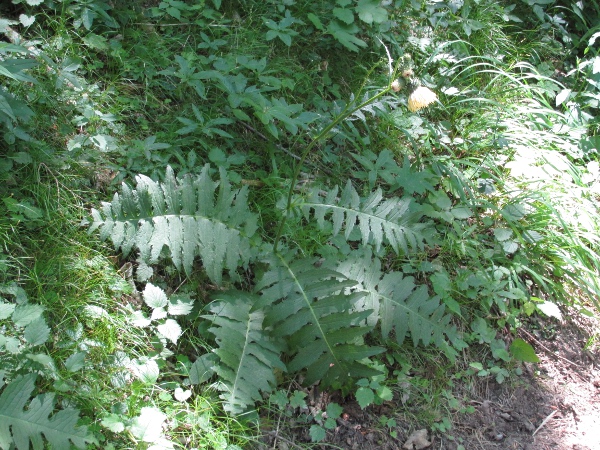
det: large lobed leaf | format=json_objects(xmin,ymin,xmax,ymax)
[
  {"xmin": 254, "ymin": 253, "xmax": 384, "ymax": 386},
  {"xmin": 337, "ymin": 249, "xmax": 464, "ymax": 359},
  {"xmin": 203, "ymin": 292, "xmax": 286, "ymax": 414},
  {"xmin": 90, "ymin": 165, "xmax": 258, "ymax": 285},
  {"xmin": 0, "ymin": 373, "xmax": 93, "ymax": 450},
  {"xmin": 300, "ymin": 182, "xmax": 427, "ymax": 255}
]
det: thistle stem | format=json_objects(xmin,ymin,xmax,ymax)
[{"xmin": 272, "ymin": 86, "xmax": 393, "ymax": 252}]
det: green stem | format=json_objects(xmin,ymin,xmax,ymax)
[{"xmin": 272, "ymin": 85, "xmax": 394, "ymax": 252}]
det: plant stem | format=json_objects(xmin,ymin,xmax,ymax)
[{"xmin": 272, "ymin": 86, "xmax": 393, "ymax": 252}]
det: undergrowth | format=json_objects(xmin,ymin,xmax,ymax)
[{"xmin": 1, "ymin": 0, "xmax": 599, "ymax": 448}]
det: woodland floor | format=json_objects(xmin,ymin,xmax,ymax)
[{"xmin": 257, "ymin": 311, "xmax": 600, "ymax": 450}]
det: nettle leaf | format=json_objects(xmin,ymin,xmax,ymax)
[
  {"xmin": 143, "ymin": 283, "xmax": 168, "ymax": 309},
  {"xmin": 23, "ymin": 317, "xmax": 50, "ymax": 346},
  {"xmin": 0, "ymin": 373, "xmax": 94, "ymax": 450},
  {"xmin": 337, "ymin": 249, "xmax": 462, "ymax": 359},
  {"xmin": 255, "ymin": 253, "xmax": 384, "ymax": 387},
  {"xmin": 300, "ymin": 182, "xmax": 427, "ymax": 254},
  {"xmin": 11, "ymin": 304, "xmax": 44, "ymax": 327},
  {"xmin": 90, "ymin": 165, "xmax": 259, "ymax": 285},
  {"xmin": 203, "ymin": 292, "xmax": 286, "ymax": 414},
  {"xmin": 156, "ymin": 319, "xmax": 182, "ymax": 344}
]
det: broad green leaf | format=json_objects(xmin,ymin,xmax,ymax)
[
  {"xmin": 327, "ymin": 20, "xmax": 367, "ymax": 52},
  {"xmin": 18, "ymin": 15, "xmax": 35, "ymax": 27},
  {"xmin": 355, "ymin": 387, "xmax": 374, "ymax": 409},
  {"xmin": 65, "ymin": 352, "xmax": 86, "ymax": 372},
  {"xmin": 189, "ymin": 353, "xmax": 217, "ymax": 384},
  {"xmin": 23, "ymin": 317, "xmax": 50, "ymax": 346},
  {"xmin": 11, "ymin": 304, "xmax": 44, "ymax": 327},
  {"xmin": 309, "ymin": 425, "xmax": 326, "ymax": 442},
  {"xmin": 156, "ymin": 319, "xmax": 182, "ymax": 344},
  {"xmin": 0, "ymin": 303, "xmax": 15, "ymax": 320},
  {"xmin": 536, "ymin": 301, "xmax": 563, "ymax": 321},
  {"xmin": 510, "ymin": 338, "xmax": 540, "ymax": 363},
  {"xmin": 168, "ymin": 295, "xmax": 194, "ymax": 315},
  {"xmin": 493, "ymin": 228, "xmax": 513, "ymax": 242},
  {"xmin": 129, "ymin": 407, "xmax": 166, "ymax": 443},
  {"xmin": 101, "ymin": 414, "xmax": 125, "ymax": 433},
  {"xmin": 130, "ymin": 357, "xmax": 160, "ymax": 384},
  {"xmin": 143, "ymin": 283, "xmax": 168, "ymax": 309},
  {"xmin": 333, "ymin": 8, "xmax": 354, "ymax": 24}
]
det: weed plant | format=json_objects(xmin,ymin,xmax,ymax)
[{"xmin": 0, "ymin": 0, "xmax": 599, "ymax": 448}]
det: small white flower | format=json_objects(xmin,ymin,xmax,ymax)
[{"xmin": 408, "ymin": 86, "xmax": 438, "ymax": 112}]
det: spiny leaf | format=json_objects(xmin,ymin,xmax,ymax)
[
  {"xmin": 0, "ymin": 373, "xmax": 93, "ymax": 450},
  {"xmin": 300, "ymin": 182, "xmax": 427, "ymax": 254},
  {"xmin": 203, "ymin": 292, "xmax": 286, "ymax": 414},
  {"xmin": 255, "ymin": 253, "xmax": 384, "ymax": 387},
  {"xmin": 337, "ymin": 249, "xmax": 463, "ymax": 359},
  {"xmin": 90, "ymin": 165, "xmax": 258, "ymax": 285}
]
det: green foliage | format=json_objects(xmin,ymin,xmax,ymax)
[
  {"xmin": 256, "ymin": 253, "xmax": 384, "ymax": 386},
  {"xmin": 3, "ymin": 0, "xmax": 600, "ymax": 447},
  {"xmin": 0, "ymin": 373, "xmax": 93, "ymax": 450},
  {"xmin": 204, "ymin": 292, "xmax": 286, "ymax": 414},
  {"xmin": 300, "ymin": 181, "xmax": 427, "ymax": 254},
  {"xmin": 90, "ymin": 165, "xmax": 258, "ymax": 285}
]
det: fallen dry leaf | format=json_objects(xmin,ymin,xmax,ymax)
[{"xmin": 403, "ymin": 429, "xmax": 431, "ymax": 450}]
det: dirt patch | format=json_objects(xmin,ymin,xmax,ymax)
[{"xmin": 257, "ymin": 312, "xmax": 600, "ymax": 450}]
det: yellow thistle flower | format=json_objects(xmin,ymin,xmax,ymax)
[{"xmin": 407, "ymin": 86, "xmax": 438, "ymax": 112}]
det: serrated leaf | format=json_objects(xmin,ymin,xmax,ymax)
[
  {"xmin": 168, "ymin": 295, "xmax": 195, "ymax": 316},
  {"xmin": 0, "ymin": 373, "xmax": 93, "ymax": 450},
  {"xmin": 256, "ymin": 253, "xmax": 383, "ymax": 387},
  {"xmin": 327, "ymin": 20, "xmax": 367, "ymax": 52},
  {"xmin": 336, "ymin": 250, "xmax": 462, "ymax": 359},
  {"xmin": 333, "ymin": 8, "xmax": 354, "ymax": 24},
  {"xmin": 326, "ymin": 402, "xmax": 343, "ymax": 418},
  {"xmin": 90, "ymin": 165, "xmax": 258, "ymax": 286},
  {"xmin": 129, "ymin": 407, "xmax": 166, "ymax": 443},
  {"xmin": 130, "ymin": 357, "xmax": 160, "ymax": 384},
  {"xmin": 502, "ymin": 241, "xmax": 519, "ymax": 254},
  {"xmin": 510, "ymin": 338, "xmax": 540, "ymax": 363},
  {"xmin": 130, "ymin": 310, "xmax": 152, "ymax": 327},
  {"xmin": 301, "ymin": 182, "xmax": 426, "ymax": 255},
  {"xmin": 493, "ymin": 228, "xmax": 513, "ymax": 241},
  {"xmin": 189, "ymin": 353, "xmax": 217, "ymax": 384},
  {"xmin": 11, "ymin": 304, "xmax": 44, "ymax": 327},
  {"xmin": 0, "ymin": 303, "xmax": 15, "ymax": 320},
  {"xmin": 143, "ymin": 283, "xmax": 168, "ymax": 309},
  {"xmin": 65, "ymin": 352, "xmax": 86, "ymax": 372},
  {"xmin": 309, "ymin": 425, "xmax": 326, "ymax": 442},
  {"xmin": 203, "ymin": 292, "xmax": 286, "ymax": 414},
  {"xmin": 23, "ymin": 317, "xmax": 50, "ymax": 346},
  {"xmin": 355, "ymin": 387, "xmax": 374, "ymax": 409},
  {"xmin": 156, "ymin": 319, "xmax": 182, "ymax": 344},
  {"xmin": 101, "ymin": 414, "xmax": 125, "ymax": 433}
]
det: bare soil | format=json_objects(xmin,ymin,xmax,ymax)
[{"xmin": 258, "ymin": 311, "xmax": 600, "ymax": 450}]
